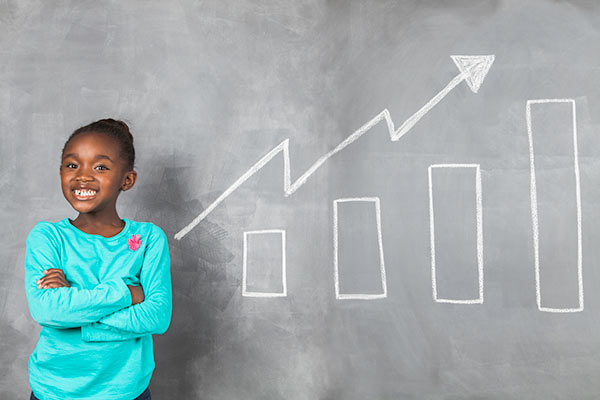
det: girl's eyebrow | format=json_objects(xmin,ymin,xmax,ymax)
[{"xmin": 63, "ymin": 153, "xmax": 114, "ymax": 162}]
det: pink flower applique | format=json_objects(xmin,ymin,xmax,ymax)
[{"xmin": 127, "ymin": 234, "xmax": 142, "ymax": 251}]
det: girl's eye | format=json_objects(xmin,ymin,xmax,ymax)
[
  {"xmin": 66, "ymin": 163, "xmax": 77, "ymax": 169},
  {"xmin": 96, "ymin": 165, "xmax": 109, "ymax": 171}
]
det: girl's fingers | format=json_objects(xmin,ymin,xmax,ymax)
[
  {"xmin": 40, "ymin": 269, "xmax": 66, "ymax": 277},
  {"xmin": 37, "ymin": 278, "xmax": 58, "ymax": 287},
  {"xmin": 41, "ymin": 275, "xmax": 68, "ymax": 283},
  {"xmin": 38, "ymin": 276, "xmax": 70, "ymax": 288},
  {"xmin": 37, "ymin": 271, "xmax": 66, "ymax": 283},
  {"xmin": 40, "ymin": 272, "xmax": 65, "ymax": 279},
  {"xmin": 40, "ymin": 277, "xmax": 66, "ymax": 284},
  {"xmin": 36, "ymin": 269, "xmax": 69, "ymax": 288}
]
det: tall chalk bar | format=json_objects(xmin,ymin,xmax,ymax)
[
  {"xmin": 333, "ymin": 197, "xmax": 387, "ymax": 300},
  {"xmin": 527, "ymin": 99, "xmax": 583, "ymax": 312},
  {"xmin": 428, "ymin": 164, "xmax": 484, "ymax": 304},
  {"xmin": 242, "ymin": 230, "xmax": 287, "ymax": 297}
]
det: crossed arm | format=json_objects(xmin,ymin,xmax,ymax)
[
  {"xmin": 36, "ymin": 269, "xmax": 145, "ymax": 305},
  {"xmin": 24, "ymin": 223, "xmax": 172, "ymax": 342}
]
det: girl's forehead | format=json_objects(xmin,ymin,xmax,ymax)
[{"xmin": 63, "ymin": 132, "xmax": 120, "ymax": 158}]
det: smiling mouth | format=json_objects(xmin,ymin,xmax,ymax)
[{"xmin": 72, "ymin": 189, "xmax": 98, "ymax": 200}]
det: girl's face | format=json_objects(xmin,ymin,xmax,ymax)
[{"xmin": 59, "ymin": 132, "xmax": 136, "ymax": 217}]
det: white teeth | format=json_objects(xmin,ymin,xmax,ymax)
[{"xmin": 74, "ymin": 189, "xmax": 97, "ymax": 197}]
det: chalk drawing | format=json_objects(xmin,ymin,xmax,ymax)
[
  {"xmin": 333, "ymin": 197, "xmax": 387, "ymax": 300},
  {"xmin": 242, "ymin": 229, "xmax": 287, "ymax": 297},
  {"xmin": 174, "ymin": 55, "xmax": 495, "ymax": 240},
  {"xmin": 526, "ymin": 99, "xmax": 583, "ymax": 313},
  {"xmin": 450, "ymin": 56, "xmax": 495, "ymax": 94},
  {"xmin": 428, "ymin": 164, "xmax": 484, "ymax": 304}
]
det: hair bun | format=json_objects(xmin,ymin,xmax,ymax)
[{"xmin": 103, "ymin": 119, "xmax": 133, "ymax": 143}]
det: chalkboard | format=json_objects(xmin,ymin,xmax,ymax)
[{"xmin": 2, "ymin": 1, "xmax": 600, "ymax": 398}]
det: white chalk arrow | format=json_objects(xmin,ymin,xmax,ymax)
[
  {"xmin": 175, "ymin": 55, "xmax": 495, "ymax": 240},
  {"xmin": 395, "ymin": 54, "xmax": 495, "ymax": 138},
  {"xmin": 451, "ymin": 55, "xmax": 495, "ymax": 93}
]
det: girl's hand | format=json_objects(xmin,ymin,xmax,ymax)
[
  {"xmin": 127, "ymin": 285, "xmax": 145, "ymax": 305},
  {"xmin": 37, "ymin": 268, "xmax": 71, "ymax": 289}
]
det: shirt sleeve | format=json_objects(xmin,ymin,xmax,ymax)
[
  {"xmin": 24, "ymin": 222, "xmax": 133, "ymax": 329},
  {"xmin": 81, "ymin": 224, "xmax": 172, "ymax": 342}
]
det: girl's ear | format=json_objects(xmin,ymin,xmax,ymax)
[{"xmin": 121, "ymin": 170, "xmax": 138, "ymax": 191}]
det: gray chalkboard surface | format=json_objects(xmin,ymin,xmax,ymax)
[{"xmin": 2, "ymin": 1, "xmax": 600, "ymax": 398}]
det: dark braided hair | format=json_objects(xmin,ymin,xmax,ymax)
[{"xmin": 61, "ymin": 118, "xmax": 135, "ymax": 171}]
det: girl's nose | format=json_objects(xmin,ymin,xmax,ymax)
[{"xmin": 75, "ymin": 171, "xmax": 93, "ymax": 181}]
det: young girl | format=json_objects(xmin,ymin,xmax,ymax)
[{"xmin": 24, "ymin": 119, "xmax": 172, "ymax": 400}]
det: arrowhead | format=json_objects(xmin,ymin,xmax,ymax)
[{"xmin": 451, "ymin": 55, "xmax": 495, "ymax": 93}]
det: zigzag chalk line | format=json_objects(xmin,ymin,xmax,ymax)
[{"xmin": 174, "ymin": 55, "xmax": 495, "ymax": 240}]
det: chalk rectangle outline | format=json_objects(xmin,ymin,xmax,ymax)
[
  {"xmin": 242, "ymin": 229, "xmax": 287, "ymax": 298},
  {"xmin": 526, "ymin": 99, "xmax": 583, "ymax": 313},
  {"xmin": 333, "ymin": 197, "xmax": 387, "ymax": 300},
  {"xmin": 428, "ymin": 163, "xmax": 484, "ymax": 304}
]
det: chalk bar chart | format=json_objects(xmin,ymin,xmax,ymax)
[
  {"xmin": 172, "ymin": 55, "xmax": 494, "ymax": 302},
  {"xmin": 527, "ymin": 99, "xmax": 583, "ymax": 313},
  {"xmin": 428, "ymin": 164, "xmax": 484, "ymax": 304}
]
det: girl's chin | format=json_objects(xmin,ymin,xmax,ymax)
[{"xmin": 69, "ymin": 202, "xmax": 100, "ymax": 213}]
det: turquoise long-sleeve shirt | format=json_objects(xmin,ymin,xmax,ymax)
[{"xmin": 24, "ymin": 218, "xmax": 172, "ymax": 400}]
